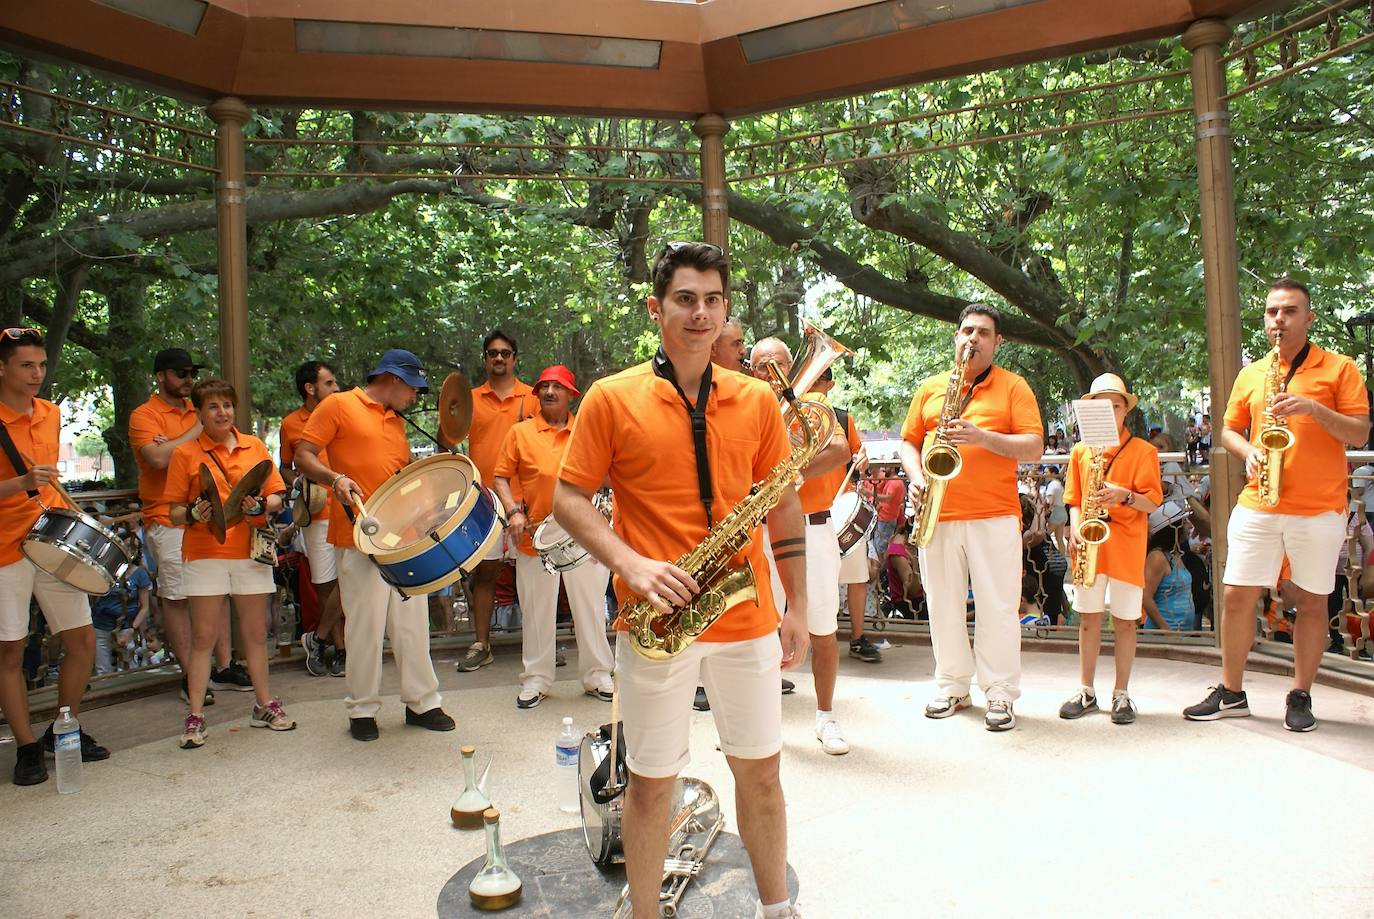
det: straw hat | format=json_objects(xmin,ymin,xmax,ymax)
[{"xmin": 1080, "ymin": 372, "xmax": 1138, "ymax": 412}]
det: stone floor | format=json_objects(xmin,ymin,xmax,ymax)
[{"xmin": 2, "ymin": 637, "xmax": 1372, "ymax": 919}]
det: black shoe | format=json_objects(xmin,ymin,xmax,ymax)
[
  {"xmin": 693, "ymin": 686, "xmax": 711, "ymax": 712},
  {"xmin": 349, "ymin": 717, "xmax": 379, "ymax": 742},
  {"xmin": 781, "ymin": 679, "xmax": 795, "ymax": 696},
  {"xmin": 848, "ymin": 636, "xmax": 882, "ymax": 663},
  {"xmin": 178, "ymin": 678, "xmax": 215, "ymax": 707},
  {"xmin": 40, "ymin": 724, "xmax": 111, "ymax": 762},
  {"xmin": 1058, "ymin": 689, "xmax": 1099, "ymax": 720},
  {"xmin": 13, "ymin": 742, "xmax": 47, "ymax": 786},
  {"xmin": 1183, "ymin": 684, "xmax": 1250, "ymax": 721},
  {"xmin": 1284, "ymin": 689, "xmax": 1317, "ymax": 732},
  {"xmin": 209, "ymin": 663, "xmax": 253, "ymax": 691},
  {"xmin": 302, "ymin": 632, "xmax": 328, "ymax": 677},
  {"xmin": 405, "ymin": 707, "xmax": 456, "ymax": 731},
  {"xmin": 329, "ymin": 649, "xmax": 346, "ymax": 678}
]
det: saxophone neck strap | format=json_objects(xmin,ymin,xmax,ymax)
[
  {"xmin": 956, "ymin": 365, "xmax": 994, "ymax": 417},
  {"xmin": 653, "ymin": 348, "xmax": 714, "ymax": 528},
  {"xmin": 1279, "ymin": 341, "xmax": 1312, "ymax": 392},
  {"xmin": 1102, "ymin": 432, "xmax": 1134, "ymax": 478}
]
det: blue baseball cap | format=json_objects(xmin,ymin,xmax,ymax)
[{"xmin": 367, "ymin": 349, "xmax": 429, "ymax": 393}]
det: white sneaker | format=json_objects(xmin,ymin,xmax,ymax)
[
  {"xmin": 816, "ymin": 719, "xmax": 849, "ymax": 755},
  {"xmin": 985, "ymin": 699, "xmax": 1016, "ymax": 732},
  {"xmin": 754, "ymin": 903, "xmax": 804, "ymax": 919}
]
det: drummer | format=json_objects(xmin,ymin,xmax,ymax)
[
  {"xmin": 165, "ymin": 379, "xmax": 293, "ymax": 748},
  {"xmin": 0, "ymin": 328, "xmax": 109, "ymax": 785},
  {"xmin": 492, "ymin": 365, "xmax": 614, "ymax": 709},
  {"xmin": 293, "ymin": 349, "xmax": 455, "ymax": 742}
]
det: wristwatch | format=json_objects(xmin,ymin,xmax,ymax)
[{"xmin": 1123, "ymin": 491, "xmax": 1135, "ymax": 507}]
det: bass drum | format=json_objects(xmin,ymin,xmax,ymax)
[
  {"xmin": 831, "ymin": 491, "xmax": 877, "ymax": 558},
  {"xmin": 579, "ymin": 729, "xmax": 624, "ymax": 867},
  {"xmin": 22, "ymin": 507, "xmax": 135, "ymax": 594}
]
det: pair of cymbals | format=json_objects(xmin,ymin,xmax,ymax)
[{"xmin": 197, "ymin": 460, "xmax": 273, "ymax": 544}]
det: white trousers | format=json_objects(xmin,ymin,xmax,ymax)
[
  {"xmin": 515, "ymin": 553, "xmax": 614, "ymax": 693},
  {"xmin": 337, "ymin": 548, "xmax": 442, "ymax": 720},
  {"xmin": 918, "ymin": 515, "xmax": 1022, "ymax": 702}
]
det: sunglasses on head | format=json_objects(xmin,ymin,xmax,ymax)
[
  {"xmin": 662, "ymin": 241, "xmax": 724, "ymax": 257},
  {"xmin": 2, "ymin": 327, "xmax": 43, "ymax": 343},
  {"xmin": 485, "ymin": 348, "xmax": 514, "ymax": 359}
]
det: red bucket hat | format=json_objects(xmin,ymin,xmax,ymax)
[{"xmin": 535, "ymin": 364, "xmax": 580, "ymax": 397}]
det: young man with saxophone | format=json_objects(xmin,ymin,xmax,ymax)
[
  {"xmin": 1057, "ymin": 374, "xmax": 1162, "ymax": 724},
  {"xmin": 898, "ymin": 304, "xmax": 1043, "ymax": 731},
  {"xmin": 1184, "ymin": 279, "xmax": 1368, "ymax": 731},
  {"xmin": 554, "ymin": 242, "xmax": 809, "ymax": 919}
]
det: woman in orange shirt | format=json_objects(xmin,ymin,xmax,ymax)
[{"xmin": 165, "ymin": 379, "xmax": 292, "ymax": 749}]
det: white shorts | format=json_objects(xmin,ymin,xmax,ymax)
[
  {"xmin": 763, "ymin": 522, "xmax": 841, "ymax": 636},
  {"xmin": 0, "ymin": 558, "xmax": 91, "ymax": 641},
  {"xmin": 302, "ymin": 519, "xmax": 337, "ymax": 584},
  {"xmin": 143, "ymin": 523, "xmax": 187, "ymax": 601},
  {"xmin": 839, "ymin": 541, "xmax": 869, "ymax": 585},
  {"xmin": 616, "ymin": 633, "xmax": 782, "ymax": 779},
  {"xmin": 1223, "ymin": 504, "xmax": 1346, "ymax": 595},
  {"xmin": 183, "ymin": 558, "xmax": 276, "ymax": 597},
  {"xmin": 1071, "ymin": 574, "xmax": 1144, "ymax": 621}
]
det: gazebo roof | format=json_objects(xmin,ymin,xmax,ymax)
[{"xmin": 4, "ymin": 0, "xmax": 1267, "ymax": 117}]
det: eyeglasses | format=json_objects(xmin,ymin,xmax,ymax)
[
  {"xmin": 167, "ymin": 368, "xmax": 198, "ymax": 379},
  {"xmin": 2, "ymin": 327, "xmax": 43, "ymax": 342},
  {"xmin": 662, "ymin": 241, "xmax": 724, "ymax": 256},
  {"xmin": 485, "ymin": 348, "xmax": 514, "ymax": 359}
]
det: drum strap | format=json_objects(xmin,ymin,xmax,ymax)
[
  {"xmin": 653, "ymin": 348, "xmax": 714, "ymax": 529},
  {"xmin": 0, "ymin": 420, "xmax": 39, "ymax": 498}
]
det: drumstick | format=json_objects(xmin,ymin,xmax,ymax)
[
  {"xmin": 831, "ymin": 454, "xmax": 861, "ymax": 503},
  {"xmin": 20, "ymin": 452, "xmax": 81, "ymax": 512},
  {"xmin": 348, "ymin": 491, "xmax": 381, "ymax": 536}
]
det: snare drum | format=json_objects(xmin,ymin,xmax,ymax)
[
  {"xmin": 532, "ymin": 517, "xmax": 591, "ymax": 574},
  {"xmin": 352, "ymin": 453, "xmax": 503, "ymax": 596},
  {"xmin": 831, "ymin": 491, "xmax": 877, "ymax": 558},
  {"xmin": 22, "ymin": 507, "xmax": 135, "ymax": 594}
]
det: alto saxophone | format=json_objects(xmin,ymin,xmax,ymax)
[
  {"xmin": 1256, "ymin": 329, "xmax": 1295, "ymax": 506},
  {"xmin": 913, "ymin": 342, "xmax": 972, "ymax": 548},
  {"xmin": 1072, "ymin": 446, "xmax": 1110, "ymax": 588},
  {"xmin": 620, "ymin": 362, "xmax": 836, "ymax": 660}
]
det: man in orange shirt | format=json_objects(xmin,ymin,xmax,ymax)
[
  {"xmin": 493, "ymin": 365, "xmax": 613, "ymax": 709},
  {"xmin": 899, "ymin": 304, "xmax": 1044, "ymax": 731},
  {"xmin": 454, "ymin": 330, "xmax": 538, "ymax": 674},
  {"xmin": 280, "ymin": 360, "xmax": 345, "ymax": 678},
  {"xmin": 1058, "ymin": 374, "xmax": 1162, "ymax": 725},
  {"xmin": 294, "ymin": 349, "xmax": 455, "ymax": 742},
  {"xmin": 711, "ymin": 319, "xmax": 747, "ymax": 373},
  {"xmin": 0, "ymin": 328, "xmax": 108, "ymax": 785},
  {"xmin": 1185, "ymin": 279, "xmax": 1369, "ymax": 731},
  {"xmin": 555, "ymin": 242, "xmax": 809, "ymax": 919}
]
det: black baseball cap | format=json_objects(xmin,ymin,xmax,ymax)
[{"xmin": 153, "ymin": 348, "xmax": 206, "ymax": 373}]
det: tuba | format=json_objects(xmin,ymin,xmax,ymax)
[
  {"xmin": 1256, "ymin": 329, "xmax": 1295, "ymax": 506},
  {"xmin": 913, "ymin": 342, "xmax": 971, "ymax": 548},
  {"xmin": 1072, "ymin": 446, "xmax": 1110, "ymax": 588}
]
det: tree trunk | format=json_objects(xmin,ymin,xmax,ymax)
[{"xmin": 102, "ymin": 278, "xmax": 150, "ymax": 489}]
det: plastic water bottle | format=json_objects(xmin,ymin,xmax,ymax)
[
  {"xmin": 556, "ymin": 716, "xmax": 579, "ymax": 813},
  {"xmin": 53, "ymin": 706, "xmax": 82, "ymax": 795}
]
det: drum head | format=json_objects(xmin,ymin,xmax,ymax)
[
  {"xmin": 533, "ymin": 517, "xmax": 569, "ymax": 551},
  {"xmin": 22, "ymin": 540, "xmax": 111, "ymax": 594},
  {"xmin": 830, "ymin": 491, "xmax": 861, "ymax": 530},
  {"xmin": 354, "ymin": 454, "xmax": 482, "ymax": 555}
]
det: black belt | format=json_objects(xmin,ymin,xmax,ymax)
[{"xmin": 806, "ymin": 510, "xmax": 831, "ymax": 525}]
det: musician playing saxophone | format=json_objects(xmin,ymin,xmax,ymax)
[
  {"xmin": 897, "ymin": 304, "xmax": 1042, "ymax": 731},
  {"xmin": 1185, "ymin": 278, "xmax": 1368, "ymax": 732},
  {"xmin": 1058, "ymin": 374, "xmax": 1161, "ymax": 725},
  {"xmin": 554, "ymin": 242, "xmax": 809, "ymax": 919}
]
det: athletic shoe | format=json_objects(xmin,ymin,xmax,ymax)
[
  {"xmin": 209, "ymin": 663, "xmax": 253, "ymax": 692},
  {"xmin": 180, "ymin": 714, "xmax": 206, "ymax": 749},
  {"xmin": 329, "ymin": 649, "xmax": 346, "ymax": 678},
  {"xmin": 925, "ymin": 693, "xmax": 972, "ymax": 719},
  {"xmin": 1284, "ymin": 688, "xmax": 1316, "ymax": 732},
  {"xmin": 251, "ymin": 699, "xmax": 297, "ymax": 732},
  {"xmin": 816, "ymin": 719, "xmax": 850, "ymax": 755},
  {"xmin": 985, "ymin": 700, "xmax": 1016, "ymax": 732},
  {"xmin": 693, "ymin": 686, "xmax": 711, "ymax": 712},
  {"xmin": 349, "ymin": 717, "xmax": 379, "ymax": 742},
  {"xmin": 754, "ymin": 902, "xmax": 804, "ymax": 918},
  {"xmin": 848, "ymin": 636, "xmax": 882, "ymax": 663},
  {"xmin": 178, "ymin": 678, "xmax": 215, "ymax": 706},
  {"xmin": 13, "ymin": 742, "xmax": 47, "ymax": 786},
  {"xmin": 455, "ymin": 643, "xmax": 494, "ymax": 672},
  {"xmin": 585, "ymin": 686, "xmax": 613, "ymax": 702},
  {"xmin": 1110, "ymin": 691, "xmax": 1137, "ymax": 725},
  {"xmin": 405, "ymin": 707, "xmax": 456, "ymax": 731},
  {"xmin": 1183, "ymin": 684, "xmax": 1250, "ymax": 721},
  {"xmin": 302, "ymin": 631, "xmax": 328, "ymax": 677},
  {"xmin": 1058, "ymin": 688, "xmax": 1098, "ymax": 720},
  {"xmin": 781, "ymin": 678, "xmax": 796, "ymax": 695},
  {"xmin": 516, "ymin": 690, "xmax": 547, "ymax": 710},
  {"xmin": 41, "ymin": 724, "xmax": 111, "ymax": 761}
]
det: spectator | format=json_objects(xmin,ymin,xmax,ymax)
[
  {"xmin": 1186, "ymin": 419, "xmax": 1201, "ymax": 466},
  {"xmin": 1020, "ymin": 494, "xmax": 1067, "ymax": 625},
  {"xmin": 1143, "ymin": 503, "xmax": 1193, "ymax": 631},
  {"xmin": 884, "ymin": 522, "xmax": 922, "ymax": 617},
  {"xmin": 91, "ymin": 559, "xmax": 152, "ymax": 675},
  {"xmin": 1040, "ymin": 465, "xmax": 1067, "ymax": 553},
  {"xmin": 1198, "ymin": 413, "xmax": 1212, "ymax": 458},
  {"xmin": 1328, "ymin": 496, "xmax": 1374, "ymax": 654},
  {"xmin": 869, "ymin": 466, "xmax": 906, "ymax": 559}
]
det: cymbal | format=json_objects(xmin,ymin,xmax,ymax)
[
  {"xmin": 224, "ymin": 459, "xmax": 274, "ymax": 526},
  {"xmin": 438, "ymin": 372, "xmax": 473, "ymax": 446},
  {"xmin": 199, "ymin": 464, "xmax": 227, "ymax": 544}
]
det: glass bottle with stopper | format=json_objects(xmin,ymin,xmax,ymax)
[
  {"xmin": 450, "ymin": 744, "xmax": 492, "ymax": 829},
  {"xmin": 468, "ymin": 807, "xmax": 522, "ymax": 911}
]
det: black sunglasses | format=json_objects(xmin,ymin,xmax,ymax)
[
  {"xmin": 485, "ymin": 348, "xmax": 514, "ymax": 359},
  {"xmin": 167, "ymin": 367, "xmax": 198, "ymax": 379},
  {"xmin": 662, "ymin": 241, "xmax": 724, "ymax": 256}
]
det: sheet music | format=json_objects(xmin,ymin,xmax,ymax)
[{"xmin": 1071, "ymin": 399, "xmax": 1121, "ymax": 449}]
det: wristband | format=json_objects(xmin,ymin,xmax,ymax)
[
  {"xmin": 332, "ymin": 473, "xmax": 346, "ymax": 488},
  {"xmin": 244, "ymin": 498, "xmax": 266, "ymax": 517}
]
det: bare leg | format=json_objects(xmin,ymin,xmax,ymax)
[
  {"xmin": 232, "ymin": 593, "xmax": 274, "ymax": 707},
  {"xmin": 186, "ymin": 595, "xmax": 226, "ymax": 717},
  {"xmin": 315, "ymin": 579, "xmax": 345, "ymax": 649},
  {"xmin": 846, "ymin": 584, "xmax": 866, "ymax": 641},
  {"xmin": 1077, "ymin": 611, "xmax": 1103, "ymax": 688},
  {"xmin": 1291, "ymin": 586, "xmax": 1329, "ymax": 692},
  {"xmin": 1220, "ymin": 584, "xmax": 1265, "ymax": 691},
  {"xmin": 469, "ymin": 560, "xmax": 500, "ymax": 647},
  {"xmin": 55, "ymin": 624, "xmax": 95, "ymax": 716},
  {"xmin": 0, "ymin": 639, "xmax": 34, "ymax": 745},
  {"xmin": 726, "ymin": 753, "xmax": 790, "ymax": 906},
  {"xmin": 1112, "ymin": 617, "xmax": 1137, "ymax": 692},
  {"xmin": 622, "ymin": 771, "xmax": 675, "ymax": 919},
  {"xmin": 811, "ymin": 632, "xmax": 837, "ymax": 711}
]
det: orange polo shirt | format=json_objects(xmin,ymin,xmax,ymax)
[
  {"xmin": 798, "ymin": 407, "xmax": 863, "ymax": 516},
  {"xmin": 164, "ymin": 430, "xmax": 285, "ymax": 562},
  {"xmin": 0, "ymin": 398, "xmax": 62, "ymax": 566},
  {"xmin": 900, "ymin": 365, "xmax": 1043, "ymax": 521},
  {"xmin": 279, "ymin": 405, "xmax": 332, "ymax": 514},
  {"xmin": 1062, "ymin": 434, "xmax": 1163, "ymax": 588},
  {"xmin": 1225, "ymin": 343, "xmax": 1367, "ymax": 516},
  {"xmin": 298, "ymin": 387, "xmax": 411, "ymax": 550},
  {"xmin": 493, "ymin": 412, "xmax": 577, "ymax": 557},
  {"xmin": 468, "ymin": 379, "xmax": 538, "ymax": 496},
  {"xmin": 559, "ymin": 361, "xmax": 789, "ymax": 642},
  {"xmin": 129, "ymin": 394, "xmax": 199, "ymax": 527}
]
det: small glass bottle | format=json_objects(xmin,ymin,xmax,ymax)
[
  {"xmin": 450, "ymin": 745, "xmax": 492, "ymax": 829},
  {"xmin": 468, "ymin": 807, "xmax": 522, "ymax": 911}
]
